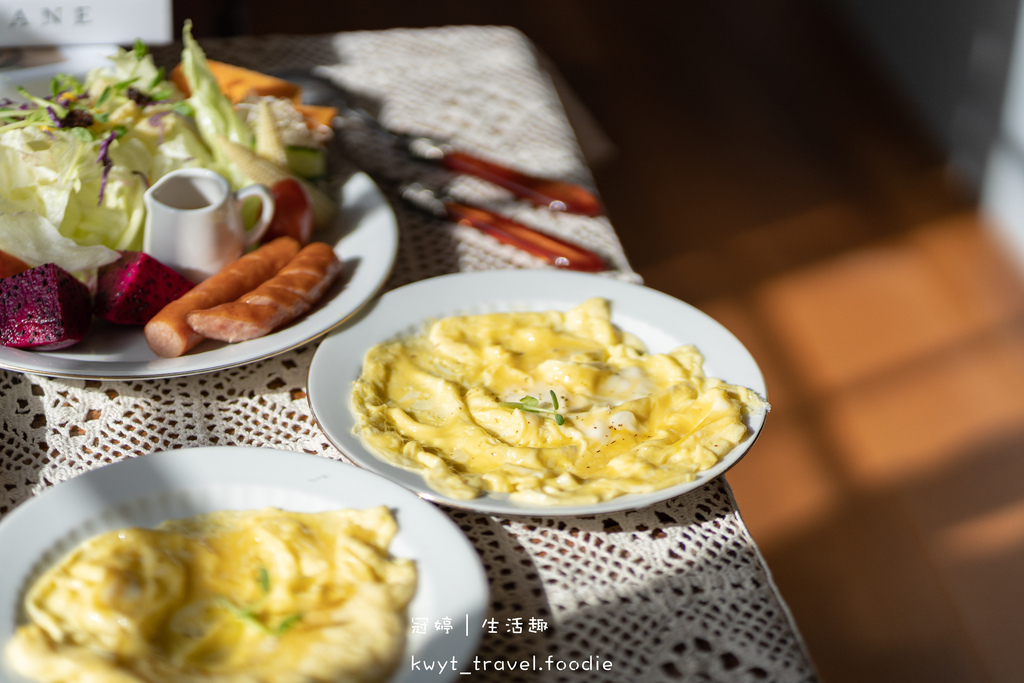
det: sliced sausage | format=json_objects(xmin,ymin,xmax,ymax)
[
  {"xmin": 144, "ymin": 236, "xmax": 301, "ymax": 357},
  {"xmin": 185, "ymin": 242, "xmax": 342, "ymax": 343}
]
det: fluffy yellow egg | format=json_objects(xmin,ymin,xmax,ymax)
[
  {"xmin": 351, "ymin": 298, "xmax": 767, "ymax": 505},
  {"xmin": 6, "ymin": 506, "xmax": 416, "ymax": 683}
]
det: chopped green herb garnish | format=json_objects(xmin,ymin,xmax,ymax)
[
  {"xmin": 168, "ymin": 100, "xmax": 194, "ymax": 117},
  {"xmin": 17, "ymin": 86, "xmax": 66, "ymax": 117},
  {"xmin": 273, "ymin": 613, "xmax": 303, "ymax": 634},
  {"xmin": 113, "ymin": 77, "xmax": 140, "ymax": 92},
  {"xmin": 215, "ymin": 568, "xmax": 301, "ymax": 637},
  {"xmin": 96, "ymin": 86, "xmax": 113, "ymax": 107},
  {"xmin": 216, "ymin": 597, "xmax": 302, "ymax": 637},
  {"xmin": 257, "ymin": 566, "xmax": 270, "ymax": 594},
  {"xmin": 499, "ymin": 390, "xmax": 566, "ymax": 425},
  {"xmin": 133, "ymin": 38, "xmax": 148, "ymax": 60},
  {"xmin": 68, "ymin": 127, "xmax": 94, "ymax": 142},
  {"xmin": 149, "ymin": 67, "xmax": 167, "ymax": 90}
]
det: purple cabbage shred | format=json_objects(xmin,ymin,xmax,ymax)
[
  {"xmin": 147, "ymin": 109, "xmax": 173, "ymax": 145},
  {"xmin": 96, "ymin": 130, "xmax": 119, "ymax": 204}
]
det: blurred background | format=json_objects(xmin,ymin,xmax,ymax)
[{"xmin": 176, "ymin": 1, "xmax": 1024, "ymax": 681}]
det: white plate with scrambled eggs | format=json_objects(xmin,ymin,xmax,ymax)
[
  {"xmin": 308, "ymin": 270, "xmax": 769, "ymax": 516},
  {"xmin": 0, "ymin": 447, "xmax": 488, "ymax": 683}
]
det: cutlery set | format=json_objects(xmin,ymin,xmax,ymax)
[{"xmin": 275, "ymin": 69, "xmax": 608, "ymax": 272}]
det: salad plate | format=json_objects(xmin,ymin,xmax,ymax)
[
  {"xmin": 0, "ymin": 170, "xmax": 398, "ymax": 379},
  {"xmin": 0, "ymin": 446, "xmax": 488, "ymax": 683},
  {"xmin": 307, "ymin": 269, "xmax": 769, "ymax": 517},
  {"xmin": 0, "ymin": 33, "xmax": 401, "ymax": 380}
]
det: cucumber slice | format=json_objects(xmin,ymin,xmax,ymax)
[{"xmin": 286, "ymin": 146, "xmax": 326, "ymax": 180}]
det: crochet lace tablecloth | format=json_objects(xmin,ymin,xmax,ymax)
[{"xmin": 0, "ymin": 26, "xmax": 817, "ymax": 682}]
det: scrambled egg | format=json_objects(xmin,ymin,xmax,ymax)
[
  {"xmin": 6, "ymin": 506, "xmax": 416, "ymax": 683},
  {"xmin": 351, "ymin": 298, "xmax": 767, "ymax": 506}
]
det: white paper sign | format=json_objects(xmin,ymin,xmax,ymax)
[{"xmin": 0, "ymin": 0, "xmax": 172, "ymax": 47}]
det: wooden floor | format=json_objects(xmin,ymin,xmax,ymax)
[
  {"xmin": 196, "ymin": 1, "xmax": 1024, "ymax": 680},
  {"xmin": 548, "ymin": 5, "xmax": 1024, "ymax": 682}
]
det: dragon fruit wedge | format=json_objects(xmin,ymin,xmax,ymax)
[
  {"xmin": 94, "ymin": 251, "xmax": 194, "ymax": 325},
  {"xmin": 0, "ymin": 263, "xmax": 92, "ymax": 350}
]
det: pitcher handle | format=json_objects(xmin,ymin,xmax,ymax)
[{"xmin": 236, "ymin": 184, "xmax": 276, "ymax": 247}]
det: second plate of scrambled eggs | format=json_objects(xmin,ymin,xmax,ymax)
[
  {"xmin": 308, "ymin": 270, "xmax": 769, "ymax": 516},
  {"xmin": 0, "ymin": 447, "xmax": 488, "ymax": 683}
]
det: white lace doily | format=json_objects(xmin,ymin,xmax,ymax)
[{"xmin": 0, "ymin": 27, "xmax": 816, "ymax": 682}]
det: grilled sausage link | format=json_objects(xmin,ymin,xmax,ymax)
[
  {"xmin": 185, "ymin": 242, "xmax": 342, "ymax": 343},
  {"xmin": 144, "ymin": 236, "xmax": 301, "ymax": 357}
]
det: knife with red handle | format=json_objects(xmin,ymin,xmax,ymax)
[{"xmin": 402, "ymin": 185, "xmax": 607, "ymax": 272}]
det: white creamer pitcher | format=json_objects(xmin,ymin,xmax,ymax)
[{"xmin": 143, "ymin": 168, "xmax": 275, "ymax": 282}]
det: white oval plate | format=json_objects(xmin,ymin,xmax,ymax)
[
  {"xmin": 0, "ymin": 447, "xmax": 488, "ymax": 683},
  {"xmin": 307, "ymin": 270, "xmax": 769, "ymax": 517},
  {"xmin": 0, "ymin": 172, "xmax": 398, "ymax": 379}
]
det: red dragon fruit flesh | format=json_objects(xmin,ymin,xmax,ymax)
[
  {"xmin": 0, "ymin": 263, "xmax": 92, "ymax": 350},
  {"xmin": 94, "ymin": 251, "xmax": 194, "ymax": 325}
]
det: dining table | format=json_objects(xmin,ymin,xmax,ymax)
[{"xmin": 0, "ymin": 25, "xmax": 818, "ymax": 682}]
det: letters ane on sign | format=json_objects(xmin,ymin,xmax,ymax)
[{"xmin": 7, "ymin": 6, "xmax": 93, "ymax": 29}]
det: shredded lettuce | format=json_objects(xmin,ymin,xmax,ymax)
[
  {"xmin": 0, "ymin": 35, "xmax": 227, "ymax": 271},
  {"xmin": 0, "ymin": 211, "xmax": 118, "ymax": 272},
  {"xmin": 0, "ymin": 26, "xmax": 270, "ymax": 276},
  {"xmin": 0, "ymin": 126, "xmax": 141, "ymax": 263},
  {"xmin": 179, "ymin": 19, "xmax": 254, "ymax": 187}
]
